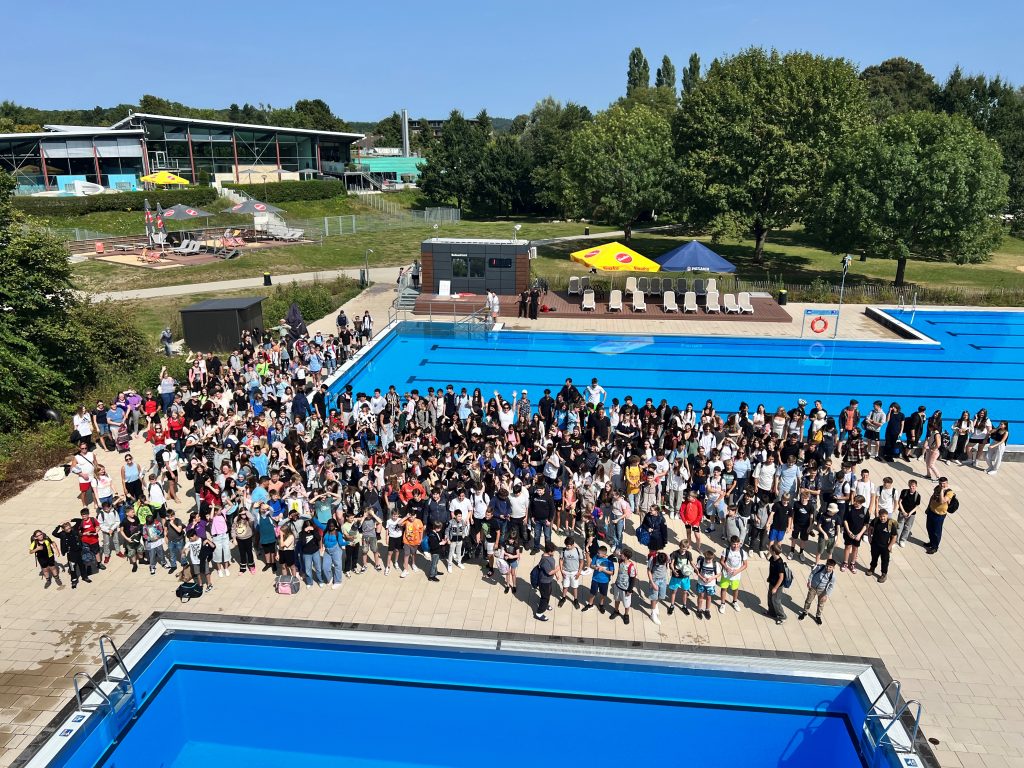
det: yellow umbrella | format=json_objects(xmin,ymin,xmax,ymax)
[
  {"xmin": 140, "ymin": 171, "xmax": 190, "ymax": 185},
  {"xmin": 569, "ymin": 241, "xmax": 660, "ymax": 272}
]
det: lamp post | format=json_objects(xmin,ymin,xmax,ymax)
[
  {"xmin": 363, "ymin": 248, "xmax": 373, "ymax": 288},
  {"xmin": 834, "ymin": 254, "xmax": 852, "ymax": 339},
  {"xmin": 512, "ymin": 223, "xmax": 522, "ymax": 243}
]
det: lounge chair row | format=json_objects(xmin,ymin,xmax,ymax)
[{"xmin": 583, "ymin": 289, "xmax": 755, "ymax": 314}]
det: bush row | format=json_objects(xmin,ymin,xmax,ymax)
[
  {"xmin": 223, "ymin": 179, "xmax": 346, "ymax": 203},
  {"xmin": 13, "ymin": 188, "xmax": 218, "ymax": 216},
  {"xmin": 262, "ymin": 277, "xmax": 362, "ymax": 331}
]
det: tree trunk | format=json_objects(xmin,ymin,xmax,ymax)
[
  {"xmin": 894, "ymin": 257, "xmax": 908, "ymax": 288},
  {"xmin": 753, "ymin": 221, "xmax": 768, "ymax": 265},
  {"xmin": 623, "ymin": 221, "xmax": 633, "ymax": 242}
]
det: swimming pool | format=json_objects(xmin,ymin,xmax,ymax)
[
  {"xmin": 331, "ymin": 309, "xmax": 1024, "ymax": 433},
  {"xmin": 21, "ymin": 616, "xmax": 924, "ymax": 768}
]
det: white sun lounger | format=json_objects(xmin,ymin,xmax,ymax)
[
  {"xmin": 581, "ymin": 289, "xmax": 596, "ymax": 311},
  {"xmin": 706, "ymin": 290, "xmax": 721, "ymax": 313},
  {"xmin": 723, "ymin": 293, "xmax": 740, "ymax": 314},
  {"xmin": 625, "ymin": 276, "xmax": 637, "ymax": 294},
  {"xmin": 632, "ymin": 290, "xmax": 647, "ymax": 312},
  {"xmin": 608, "ymin": 289, "xmax": 623, "ymax": 312},
  {"xmin": 568, "ymin": 276, "xmax": 581, "ymax": 295},
  {"xmin": 683, "ymin": 291, "xmax": 698, "ymax": 313},
  {"xmin": 663, "ymin": 290, "xmax": 679, "ymax": 312},
  {"xmin": 738, "ymin": 292, "xmax": 755, "ymax": 314}
]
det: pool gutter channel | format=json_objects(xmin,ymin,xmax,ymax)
[{"xmin": 16, "ymin": 612, "xmax": 937, "ymax": 768}]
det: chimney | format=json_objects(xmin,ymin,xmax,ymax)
[{"xmin": 401, "ymin": 109, "xmax": 410, "ymax": 157}]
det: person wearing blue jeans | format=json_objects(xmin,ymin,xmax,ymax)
[
  {"xmin": 527, "ymin": 483, "xmax": 555, "ymax": 554},
  {"xmin": 298, "ymin": 521, "xmax": 323, "ymax": 587},
  {"xmin": 321, "ymin": 519, "xmax": 345, "ymax": 589}
]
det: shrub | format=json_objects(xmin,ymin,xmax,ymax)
[
  {"xmin": 263, "ymin": 277, "xmax": 362, "ymax": 327},
  {"xmin": 223, "ymin": 179, "xmax": 346, "ymax": 203},
  {"xmin": 13, "ymin": 188, "xmax": 217, "ymax": 216}
]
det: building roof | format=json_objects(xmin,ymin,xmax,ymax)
[
  {"xmin": 0, "ymin": 128, "xmax": 143, "ymax": 141},
  {"xmin": 179, "ymin": 297, "xmax": 265, "ymax": 312},
  {"xmin": 424, "ymin": 238, "xmax": 527, "ymax": 245},
  {"xmin": 111, "ymin": 112, "xmax": 364, "ymax": 140},
  {"xmin": 42, "ymin": 124, "xmax": 117, "ymax": 133}
]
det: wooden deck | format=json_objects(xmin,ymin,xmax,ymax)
[{"xmin": 414, "ymin": 291, "xmax": 791, "ymax": 323}]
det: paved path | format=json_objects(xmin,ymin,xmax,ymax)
[
  {"xmin": 1, "ymin": 434, "xmax": 1019, "ymax": 768},
  {"xmin": 92, "ymin": 266, "xmax": 409, "ymax": 302}
]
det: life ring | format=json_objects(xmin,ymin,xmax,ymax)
[{"xmin": 810, "ymin": 316, "xmax": 828, "ymax": 334}]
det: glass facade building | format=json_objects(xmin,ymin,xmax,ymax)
[{"xmin": 0, "ymin": 113, "xmax": 361, "ymax": 193}]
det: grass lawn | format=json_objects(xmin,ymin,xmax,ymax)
[
  {"xmin": 535, "ymin": 228, "xmax": 1024, "ymax": 292},
  {"xmin": 72, "ymin": 219, "xmax": 612, "ymax": 292}
]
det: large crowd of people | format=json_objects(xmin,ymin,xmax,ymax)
[{"xmin": 31, "ymin": 320, "xmax": 1008, "ymax": 628}]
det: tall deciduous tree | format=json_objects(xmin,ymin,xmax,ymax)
[
  {"xmin": 655, "ymin": 55, "xmax": 677, "ymax": 95},
  {"xmin": 520, "ymin": 97, "xmax": 592, "ymax": 216},
  {"xmin": 809, "ymin": 111, "xmax": 1008, "ymax": 286},
  {"xmin": 860, "ymin": 57, "xmax": 938, "ymax": 119},
  {"xmin": 626, "ymin": 48, "xmax": 650, "ymax": 96},
  {"xmin": 675, "ymin": 48, "xmax": 869, "ymax": 264},
  {"xmin": 418, "ymin": 110, "xmax": 486, "ymax": 209},
  {"xmin": 563, "ymin": 104, "xmax": 674, "ymax": 240},
  {"xmin": 681, "ymin": 52, "xmax": 701, "ymax": 95},
  {"xmin": 471, "ymin": 135, "xmax": 533, "ymax": 216}
]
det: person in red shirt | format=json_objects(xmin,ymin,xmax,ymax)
[
  {"xmin": 399, "ymin": 474, "xmax": 425, "ymax": 505},
  {"xmin": 76, "ymin": 508, "xmax": 103, "ymax": 572},
  {"xmin": 679, "ymin": 489, "xmax": 704, "ymax": 548}
]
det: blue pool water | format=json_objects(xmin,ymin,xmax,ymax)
[
  {"xmin": 333, "ymin": 310, "xmax": 1024, "ymax": 433},
  {"xmin": 48, "ymin": 632, "xmax": 872, "ymax": 768}
]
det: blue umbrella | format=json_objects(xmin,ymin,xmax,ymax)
[{"xmin": 654, "ymin": 241, "xmax": 736, "ymax": 272}]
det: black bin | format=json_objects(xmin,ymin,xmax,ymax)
[{"xmin": 777, "ymin": 289, "xmax": 788, "ymax": 306}]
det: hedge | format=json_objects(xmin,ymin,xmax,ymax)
[
  {"xmin": 13, "ymin": 188, "xmax": 218, "ymax": 216},
  {"xmin": 223, "ymin": 179, "xmax": 346, "ymax": 203}
]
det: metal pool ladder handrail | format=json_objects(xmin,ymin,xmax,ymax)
[
  {"xmin": 72, "ymin": 672, "xmax": 110, "ymax": 713},
  {"xmin": 863, "ymin": 678, "xmax": 923, "ymax": 754},
  {"xmin": 98, "ymin": 635, "xmax": 132, "ymax": 690}
]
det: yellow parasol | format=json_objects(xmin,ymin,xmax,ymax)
[
  {"xmin": 569, "ymin": 241, "xmax": 660, "ymax": 272},
  {"xmin": 140, "ymin": 171, "xmax": 190, "ymax": 185}
]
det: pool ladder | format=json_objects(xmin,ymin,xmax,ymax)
[
  {"xmin": 72, "ymin": 635, "xmax": 137, "ymax": 729},
  {"xmin": 862, "ymin": 679, "xmax": 922, "ymax": 759}
]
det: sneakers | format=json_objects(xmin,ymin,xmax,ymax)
[
  {"xmin": 798, "ymin": 611, "xmax": 807, "ymax": 621},
  {"xmin": 704, "ymin": 610, "xmax": 711, "ymax": 620},
  {"xmin": 456, "ymin": 562, "xmax": 464, "ymax": 570},
  {"xmin": 651, "ymin": 609, "xmax": 661, "ymax": 626},
  {"xmin": 131, "ymin": 562, "xmax": 138, "ymax": 573},
  {"xmin": 987, "ymin": 469, "xmax": 997, "ymax": 475},
  {"xmin": 813, "ymin": 616, "xmax": 823, "ymax": 625},
  {"xmin": 667, "ymin": 604, "xmax": 675, "ymax": 615},
  {"xmin": 733, "ymin": 602, "xmax": 741, "ymax": 612},
  {"xmin": 205, "ymin": 584, "xmax": 213, "ymax": 592},
  {"xmin": 718, "ymin": 604, "xmax": 726, "ymax": 614},
  {"xmin": 623, "ymin": 614, "xmax": 630, "ymax": 625},
  {"xmin": 534, "ymin": 613, "xmax": 549, "ymax": 622},
  {"xmin": 877, "ymin": 574, "xmax": 887, "ymax": 584},
  {"xmin": 581, "ymin": 604, "xmax": 593, "ymax": 612},
  {"xmin": 331, "ymin": 583, "xmax": 341, "ymax": 590},
  {"xmin": 44, "ymin": 578, "xmax": 52, "ymax": 589},
  {"xmin": 866, "ymin": 569, "xmax": 876, "ymax": 577},
  {"xmin": 384, "ymin": 567, "xmax": 391, "ymax": 576},
  {"xmin": 411, "ymin": 564, "xmax": 419, "ymax": 573},
  {"xmin": 428, "ymin": 576, "xmax": 440, "ymax": 582},
  {"xmin": 150, "ymin": 568, "xmax": 156, "ymax": 575},
  {"xmin": 898, "ymin": 541, "xmax": 906, "ymax": 548},
  {"xmin": 400, "ymin": 570, "xmax": 408, "ymax": 579},
  {"xmin": 597, "ymin": 604, "xmax": 606, "ymax": 614}
]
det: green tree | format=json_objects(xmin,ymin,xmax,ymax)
[
  {"xmin": 508, "ymin": 114, "xmax": 530, "ymax": 135},
  {"xmin": 681, "ymin": 52, "xmax": 701, "ymax": 95},
  {"xmin": 675, "ymin": 47, "xmax": 869, "ymax": 264},
  {"xmin": 626, "ymin": 48, "xmax": 650, "ymax": 96},
  {"xmin": 655, "ymin": 55, "xmax": 677, "ymax": 95},
  {"xmin": 616, "ymin": 86, "xmax": 678, "ymax": 121},
  {"xmin": 519, "ymin": 97, "xmax": 592, "ymax": 216},
  {"xmin": 292, "ymin": 98, "xmax": 349, "ymax": 132},
  {"xmin": 860, "ymin": 57, "xmax": 939, "ymax": 119},
  {"xmin": 808, "ymin": 111, "xmax": 1008, "ymax": 286},
  {"xmin": 471, "ymin": 135, "xmax": 533, "ymax": 216},
  {"xmin": 372, "ymin": 112, "xmax": 404, "ymax": 146},
  {"xmin": 563, "ymin": 104, "xmax": 674, "ymax": 240},
  {"xmin": 418, "ymin": 110, "xmax": 486, "ymax": 209},
  {"xmin": 474, "ymin": 108, "xmax": 493, "ymax": 137}
]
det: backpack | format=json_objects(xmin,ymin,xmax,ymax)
[
  {"xmin": 529, "ymin": 564, "xmax": 542, "ymax": 589},
  {"xmin": 420, "ymin": 535, "xmax": 431, "ymax": 553},
  {"xmin": 782, "ymin": 562, "xmax": 794, "ymax": 589},
  {"xmin": 636, "ymin": 525, "xmax": 651, "ymax": 547},
  {"xmin": 176, "ymin": 581, "xmax": 203, "ymax": 602}
]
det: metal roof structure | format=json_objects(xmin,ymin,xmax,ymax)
[{"xmin": 111, "ymin": 112, "xmax": 363, "ymax": 140}]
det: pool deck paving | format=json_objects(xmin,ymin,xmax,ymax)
[{"xmin": 2, "ymin": 293, "xmax": 1019, "ymax": 768}]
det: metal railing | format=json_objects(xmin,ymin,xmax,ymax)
[{"xmin": 862, "ymin": 679, "xmax": 923, "ymax": 755}]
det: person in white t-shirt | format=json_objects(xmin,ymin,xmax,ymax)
[
  {"xmin": 853, "ymin": 469, "xmax": 877, "ymax": 515},
  {"xmin": 585, "ymin": 378, "xmax": 606, "ymax": 406},
  {"xmin": 719, "ymin": 536, "xmax": 749, "ymax": 613}
]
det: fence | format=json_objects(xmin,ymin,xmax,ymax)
[{"xmin": 316, "ymin": 207, "xmax": 460, "ymax": 237}]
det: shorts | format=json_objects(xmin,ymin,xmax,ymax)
[
  {"xmin": 768, "ymin": 529, "xmax": 786, "ymax": 543},
  {"xmin": 388, "ymin": 537, "xmax": 403, "ymax": 552},
  {"xmin": 505, "ymin": 559, "xmax": 519, "ymax": 570},
  {"xmin": 280, "ymin": 550, "xmax": 296, "ymax": 567},
  {"xmin": 696, "ymin": 583, "xmax": 717, "ymax": 596},
  {"xmin": 668, "ymin": 576, "xmax": 690, "ymax": 591},
  {"xmin": 684, "ymin": 523, "xmax": 701, "ymax": 532},
  {"xmin": 590, "ymin": 580, "xmax": 609, "ymax": 596},
  {"xmin": 484, "ymin": 541, "xmax": 496, "ymax": 555},
  {"xmin": 818, "ymin": 536, "xmax": 837, "ymax": 556},
  {"xmin": 968, "ymin": 437, "xmax": 986, "ymax": 445},
  {"xmin": 78, "ymin": 480, "xmax": 92, "ymax": 492},
  {"xmin": 839, "ymin": 429, "xmax": 853, "ymax": 442},
  {"xmin": 843, "ymin": 533, "xmax": 862, "ymax": 548},
  {"xmin": 403, "ymin": 543, "xmax": 418, "ymax": 557},
  {"xmin": 792, "ymin": 525, "xmax": 810, "ymax": 542},
  {"xmin": 648, "ymin": 580, "xmax": 668, "ymax": 601},
  {"xmin": 261, "ymin": 542, "xmax": 277, "ymax": 554},
  {"xmin": 719, "ymin": 576, "xmax": 741, "ymax": 591},
  {"xmin": 363, "ymin": 536, "xmax": 378, "ymax": 552},
  {"xmin": 864, "ymin": 429, "xmax": 880, "ymax": 441},
  {"xmin": 190, "ymin": 558, "xmax": 209, "ymax": 575},
  {"xmin": 611, "ymin": 585, "xmax": 632, "ymax": 606},
  {"xmin": 562, "ymin": 572, "xmax": 580, "ymax": 589}
]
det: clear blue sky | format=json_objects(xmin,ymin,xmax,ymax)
[{"xmin": 3, "ymin": 0, "xmax": 1022, "ymax": 121}]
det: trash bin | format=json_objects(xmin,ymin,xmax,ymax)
[
  {"xmin": 777, "ymin": 289, "xmax": 788, "ymax": 306},
  {"xmin": 263, "ymin": 272, "xmax": 272, "ymax": 286},
  {"xmin": 584, "ymin": 226, "xmax": 590, "ymax": 236},
  {"xmin": 359, "ymin": 269, "xmax": 368, "ymax": 287}
]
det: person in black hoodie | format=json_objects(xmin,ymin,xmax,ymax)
[
  {"xmin": 639, "ymin": 505, "xmax": 669, "ymax": 554},
  {"xmin": 52, "ymin": 520, "xmax": 91, "ymax": 588}
]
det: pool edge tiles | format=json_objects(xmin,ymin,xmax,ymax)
[{"xmin": 18, "ymin": 614, "xmax": 935, "ymax": 768}]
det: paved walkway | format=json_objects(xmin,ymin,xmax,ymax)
[{"xmin": 1, "ymin": 435, "xmax": 1020, "ymax": 768}]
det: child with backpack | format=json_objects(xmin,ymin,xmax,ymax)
[
  {"xmin": 695, "ymin": 547, "xmax": 721, "ymax": 620},
  {"xmin": 667, "ymin": 542, "xmax": 694, "ymax": 616}
]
